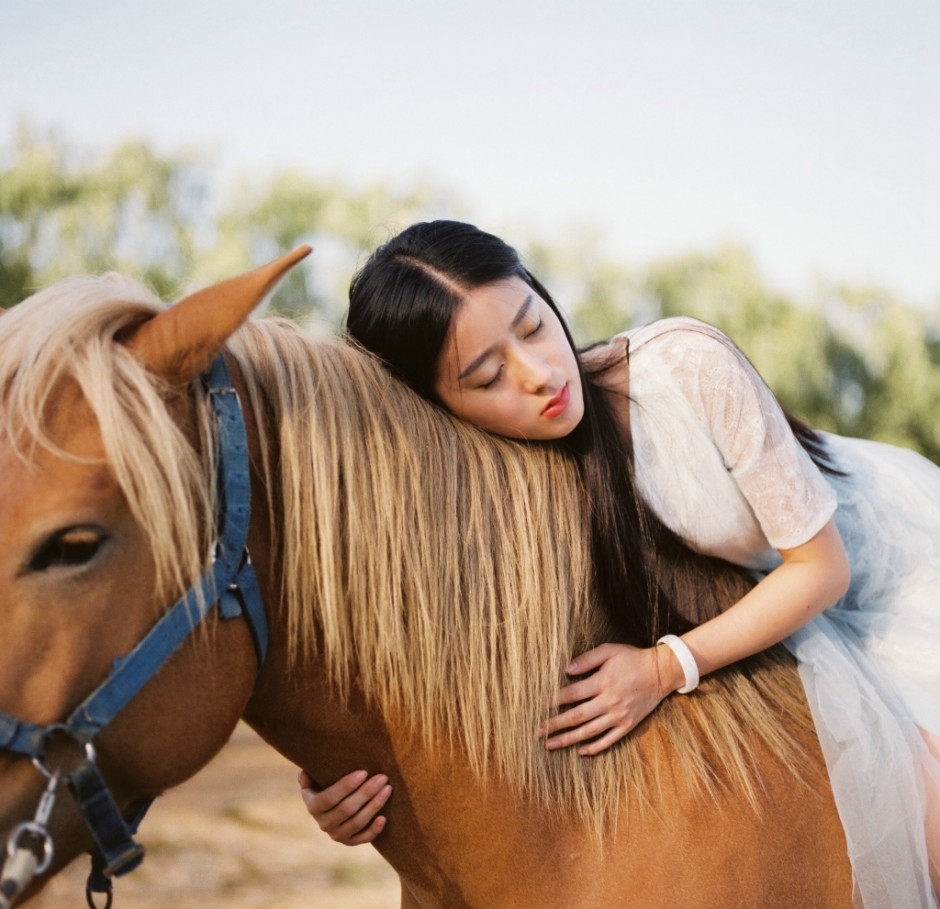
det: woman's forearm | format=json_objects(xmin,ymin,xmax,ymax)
[{"xmin": 658, "ymin": 519, "xmax": 850, "ymax": 691}]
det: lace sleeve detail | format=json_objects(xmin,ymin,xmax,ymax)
[{"xmin": 642, "ymin": 320, "xmax": 837, "ymax": 550}]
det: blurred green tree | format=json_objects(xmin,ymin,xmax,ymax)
[
  {"xmin": 0, "ymin": 121, "xmax": 208, "ymax": 304},
  {"xmin": 213, "ymin": 169, "xmax": 459, "ymax": 322},
  {"xmin": 0, "ymin": 123, "xmax": 460, "ymax": 322},
  {"xmin": 638, "ymin": 246, "xmax": 940, "ymax": 461},
  {"xmin": 3, "ymin": 125, "xmax": 938, "ymax": 461}
]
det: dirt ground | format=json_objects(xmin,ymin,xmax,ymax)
[{"xmin": 27, "ymin": 723, "xmax": 400, "ymax": 909}]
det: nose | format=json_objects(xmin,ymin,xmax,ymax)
[{"xmin": 511, "ymin": 345, "xmax": 553, "ymax": 393}]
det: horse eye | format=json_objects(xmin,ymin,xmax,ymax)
[{"xmin": 29, "ymin": 527, "xmax": 106, "ymax": 572}]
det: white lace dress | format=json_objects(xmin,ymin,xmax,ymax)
[{"xmin": 620, "ymin": 317, "xmax": 939, "ymax": 909}]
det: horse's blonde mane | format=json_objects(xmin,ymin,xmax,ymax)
[
  {"xmin": 226, "ymin": 319, "xmax": 821, "ymax": 829},
  {"xmin": 2, "ymin": 276, "xmax": 822, "ymax": 833}
]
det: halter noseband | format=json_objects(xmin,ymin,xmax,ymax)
[{"xmin": 0, "ymin": 355, "xmax": 267, "ymax": 902}]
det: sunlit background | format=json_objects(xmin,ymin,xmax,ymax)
[
  {"xmin": 3, "ymin": 5, "xmax": 940, "ymax": 906},
  {"xmin": 2, "ymin": 0, "xmax": 939, "ymax": 453}
]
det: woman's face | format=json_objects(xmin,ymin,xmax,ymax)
[{"xmin": 433, "ymin": 277, "xmax": 585, "ymax": 440}]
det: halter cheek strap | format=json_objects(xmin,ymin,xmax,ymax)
[{"xmin": 0, "ymin": 354, "xmax": 267, "ymax": 886}]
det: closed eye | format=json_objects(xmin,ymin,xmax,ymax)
[
  {"xmin": 524, "ymin": 317, "xmax": 543, "ymax": 339},
  {"xmin": 479, "ymin": 364, "xmax": 504, "ymax": 389},
  {"xmin": 29, "ymin": 526, "xmax": 107, "ymax": 572}
]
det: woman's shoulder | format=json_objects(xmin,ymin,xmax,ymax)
[
  {"xmin": 612, "ymin": 318, "xmax": 748, "ymax": 388},
  {"xmin": 616, "ymin": 316, "xmax": 736, "ymax": 355}
]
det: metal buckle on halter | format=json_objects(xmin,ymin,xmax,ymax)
[
  {"xmin": 5, "ymin": 820, "xmax": 54, "ymax": 876},
  {"xmin": 5, "ymin": 771, "xmax": 59, "ymax": 872},
  {"xmin": 31, "ymin": 725, "xmax": 96, "ymax": 781},
  {"xmin": 0, "ymin": 772, "xmax": 60, "ymax": 909},
  {"xmin": 0, "ymin": 728, "xmax": 91, "ymax": 906},
  {"xmin": 31, "ymin": 725, "xmax": 145, "ymax": 880}
]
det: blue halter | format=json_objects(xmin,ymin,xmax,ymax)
[{"xmin": 0, "ymin": 354, "xmax": 268, "ymax": 886}]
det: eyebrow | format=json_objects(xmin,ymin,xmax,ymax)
[{"xmin": 457, "ymin": 294, "xmax": 533, "ymax": 380}]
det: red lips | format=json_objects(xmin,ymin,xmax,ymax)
[{"xmin": 541, "ymin": 384, "xmax": 570, "ymax": 418}]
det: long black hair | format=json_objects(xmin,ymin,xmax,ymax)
[
  {"xmin": 348, "ymin": 221, "xmax": 671, "ymax": 643},
  {"xmin": 345, "ymin": 220, "xmax": 832, "ymax": 645}
]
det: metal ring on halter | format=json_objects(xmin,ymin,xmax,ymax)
[
  {"xmin": 31, "ymin": 725, "xmax": 97, "ymax": 780},
  {"xmin": 5, "ymin": 821, "xmax": 54, "ymax": 874}
]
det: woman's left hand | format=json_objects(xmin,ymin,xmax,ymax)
[{"xmin": 540, "ymin": 643, "xmax": 671, "ymax": 756}]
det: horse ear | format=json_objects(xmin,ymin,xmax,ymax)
[{"xmin": 125, "ymin": 245, "xmax": 312, "ymax": 384}]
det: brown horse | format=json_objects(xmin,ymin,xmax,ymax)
[{"xmin": 0, "ymin": 253, "xmax": 852, "ymax": 907}]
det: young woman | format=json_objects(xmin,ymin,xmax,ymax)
[{"xmin": 299, "ymin": 220, "xmax": 939, "ymax": 904}]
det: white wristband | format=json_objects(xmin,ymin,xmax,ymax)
[{"xmin": 656, "ymin": 635, "xmax": 700, "ymax": 694}]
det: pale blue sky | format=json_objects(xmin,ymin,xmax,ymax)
[{"xmin": 2, "ymin": 0, "xmax": 938, "ymax": 305}]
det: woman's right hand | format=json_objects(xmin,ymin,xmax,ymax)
[{"xmin": 298, "ymin": 769, "xmax": 392, "ymax": 846}]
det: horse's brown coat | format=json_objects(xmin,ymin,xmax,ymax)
[{"xmin": 0, "ymin": 257, "xmax": 853, "ymax": 907}]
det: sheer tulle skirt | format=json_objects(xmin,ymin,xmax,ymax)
[{"xmin": 784, "ymin": 434, "xmax": 940, "ymax": 908}]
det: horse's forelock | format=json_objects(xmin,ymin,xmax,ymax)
[{"xmin": 0, "ymin": 275, "xmax": 216, "ymax": 612}]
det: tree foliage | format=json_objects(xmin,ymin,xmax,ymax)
[
  {"xmin": 3, "ymin": 125, "xmax": 938, "ymax": 462},
  {"xmin": 556, "ymin": 242, "xmax": 940, "ymax": 462},
  {"xmin": 0, "ymin": 123, "xmax": 456, "ymax": 321}
]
